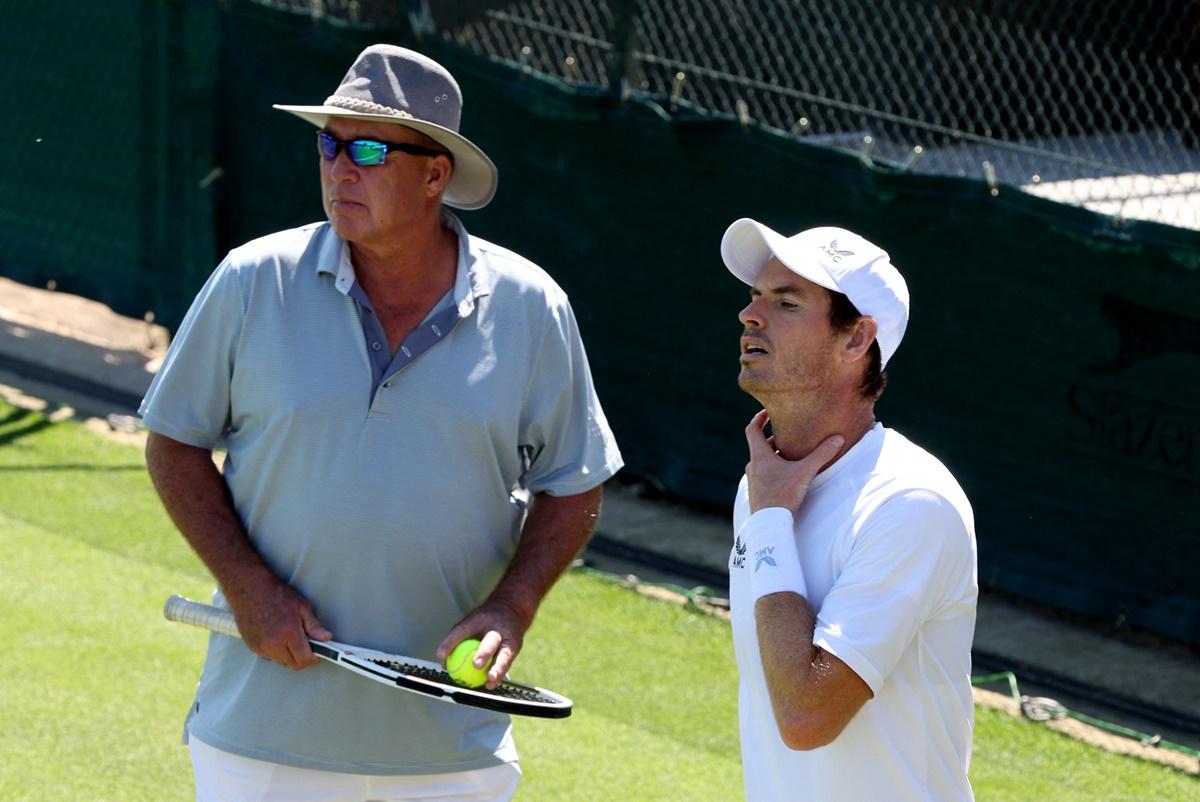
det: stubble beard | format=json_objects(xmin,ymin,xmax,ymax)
[{"xmin": 738, "ymin": 355, "xmax": 833, "ymax": 408}]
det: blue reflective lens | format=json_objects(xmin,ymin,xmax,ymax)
[{"xmin": 316, "ymin": 131, "xmax": 451, "ymax": 166}]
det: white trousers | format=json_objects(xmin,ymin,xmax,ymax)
[{"xmin": 189, "ymin": 737, "xmax": 521, "ymax": 802}]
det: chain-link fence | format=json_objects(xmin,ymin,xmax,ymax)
[
  {"xmin": 275, "ymin": 0, "xmax": 1200, "ymax": 231},
  {"xmin": 245, "ymin": 0, "xmax": 411, "ymax": 27},
  {"xmin": 452, "ymin": 1, "xmax": 1200, "ymax": 230}
]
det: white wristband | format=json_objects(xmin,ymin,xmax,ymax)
[{"xmin": 741, "ymin": 507, "xmax": 808, "ymax": 601}]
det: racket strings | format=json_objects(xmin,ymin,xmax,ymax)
[{"xmin": 369, "ymin": 658, "xmax": 557, "ymax": 703}]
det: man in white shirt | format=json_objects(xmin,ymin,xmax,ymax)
[{"xmin": 722, "ymin": 219, "xmax": 978, "ymax": 801}]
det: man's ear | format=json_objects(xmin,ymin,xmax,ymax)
[
  {"xmin": 426, "ymin": 155, "xmax": 454, "ymax": 198},
  {"xmin": 842, "ymin": 316, "xmax": 878, "ymax": 363}
]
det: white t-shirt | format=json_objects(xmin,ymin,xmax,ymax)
[{"xmin": 730, "ymin": 423, "xmax": 977, "ymax": 802}]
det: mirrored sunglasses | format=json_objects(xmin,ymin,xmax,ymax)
[{"xmin": 316, "ymin": 131, "xmax": 453, "ymax": 167}]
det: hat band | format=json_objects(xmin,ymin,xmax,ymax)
[{"xmin": 323, "ymin": 95, "xmax": 415, "ymax": 120}]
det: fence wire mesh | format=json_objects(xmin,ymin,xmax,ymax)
[
  {"xmin": 273, "ymin": 0, "xmax": 1200, "ymax": 232},
  {"xmin": 247, "ymin": 0, "xmax": 411, "ymax": 27}
]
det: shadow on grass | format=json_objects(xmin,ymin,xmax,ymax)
[
  {"xmin": 0, "ymin": 407, "xmax": 54, "ymax": 447},
  {"xmin": 0, "ymin": 406, "xmax": 145, "ymax": 472},
  {"xmin": 0, "ymin": 406, "xmax": 33, "ymax": 427}
]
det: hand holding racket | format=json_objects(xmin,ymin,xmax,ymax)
[
  {"xmin": 228, "ymin": 583, "xmax": 333, "ymax": 670},
  {"xmin": 164, "ymin": 595, "xmax": 573, "ymax": 719}
]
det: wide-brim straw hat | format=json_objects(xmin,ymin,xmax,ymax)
[{"xmin": 275, "ymin": 44, "xmax": 498, "ymax": 210}]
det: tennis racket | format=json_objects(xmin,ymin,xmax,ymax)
[{"xmin": 163, "ymin": 595, "xmax": 572, "ymax": 719}]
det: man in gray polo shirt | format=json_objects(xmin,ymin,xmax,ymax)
[{"xmin": 141, "ymin": 44, "xmax": 622, "ymax": 801}]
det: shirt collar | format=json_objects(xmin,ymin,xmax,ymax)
[
  {"xmin": 441, "ymin": 209, "xmax": 494, "ymax": 318},
  {"xmin": 315, "ymin": 211, "xmax": 495, "ymax": 314},
  {"xmin": 809, "ymin": 421, "xmax": 884, "ymax": 492}
]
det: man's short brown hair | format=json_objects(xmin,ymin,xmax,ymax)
[{"xmin": 828, "ymin": 290, "xmax": 887, "ymax": 400}]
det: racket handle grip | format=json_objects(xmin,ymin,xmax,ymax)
[{"xmin": 163, "ymin": 595, "xmax": 242, "ymax": 639}]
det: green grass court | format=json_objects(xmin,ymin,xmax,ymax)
[{"xmin": 0, "ymin": 399, "xmax": 1193, "ymax": 800}]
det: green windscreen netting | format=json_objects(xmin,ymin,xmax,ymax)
[
  {"xmin": 0, "ymin": 1, "xmax": 219, "ymax": 327},
  {"xmin": 3, "ymin": 0, "xmax": 1197, "ymax": 644}
]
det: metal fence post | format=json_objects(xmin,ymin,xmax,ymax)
[{"xmin": 606, "ymin": 0, "xmax": 638, "ymax": 98}]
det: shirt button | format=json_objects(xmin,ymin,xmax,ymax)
[
  {"xmin": 383, "ymin": 381, "xmax": 391, "ymax": 388},
  {"xmin": 371, "ymin": 342, "xmax": 382, "ymax": 351}
]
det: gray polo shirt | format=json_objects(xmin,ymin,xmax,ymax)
[{"xmin": 140, "ymin": 213, "xmax": 622, "ymax": 774}]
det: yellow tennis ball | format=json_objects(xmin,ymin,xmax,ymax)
[{"xmin": 446, "ymin": 639, "xmax": 490, "ymax": 688}]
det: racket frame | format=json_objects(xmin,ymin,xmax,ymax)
[{"xmin": 164, "ymin": 595, "xmax": 572, "ymax": 719}]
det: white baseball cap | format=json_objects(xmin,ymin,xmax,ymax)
[{"xmin": 720, "ymin": 218, "xmax": 910, "ymax": 367}]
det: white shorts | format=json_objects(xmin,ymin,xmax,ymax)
[{"xmin": 189, "ymin": 737, "xmax": 521, "ymax": 802}]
